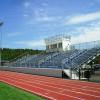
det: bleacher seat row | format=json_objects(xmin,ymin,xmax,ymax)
[{"xmin": 9, "ymin": 48, "xmax": 100, "ymax": 70}]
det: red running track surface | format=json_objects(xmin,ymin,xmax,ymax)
[{"xmin": 0, "ymin": 71, "xmax": 100, "ymax": 100}]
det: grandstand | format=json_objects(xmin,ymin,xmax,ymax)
[{"xmin": 2, "ymin": 34, "xmax": 100, "ymax": 80}]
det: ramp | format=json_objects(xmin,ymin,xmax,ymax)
[{"xmin": 63, "ymin": 69, "xmax": 79, "ymax": 79}]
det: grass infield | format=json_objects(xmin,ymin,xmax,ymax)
[{"xmin": 0, "ymin": 82, "xmax": 45, "ymax": 100}]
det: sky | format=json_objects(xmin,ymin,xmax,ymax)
[{"xmin": 0, "ymin": 0, "xmax": 100, "ymax": 50}]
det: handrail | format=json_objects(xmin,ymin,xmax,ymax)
[
  {"xmin": 9, "ymin": 52, "xmax": 30, "ymax": 63},
  {"xmin": 72, "ymin": 48, "xmax": 100, "ymax": 70}
]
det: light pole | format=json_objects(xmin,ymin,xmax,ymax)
[{"xmin": 0, "ymin": 21, "xmax": 3, "ymax": 66}]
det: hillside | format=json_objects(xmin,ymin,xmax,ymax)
[{"xmin": 1, "ymin": 48, "xmax": 44, "ymax": 61}]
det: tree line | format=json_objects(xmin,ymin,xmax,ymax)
[
  {"xmin": 1, "ymin": 48, "xmax": 44, "ymax": 61},
  {"xmin": 1, "ymin": 48, "xmax": 100, "ymax": 64}
]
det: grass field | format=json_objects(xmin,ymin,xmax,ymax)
[{"xmin": 0, "ymin": 82, "xmax": 45, "ymax": 100}]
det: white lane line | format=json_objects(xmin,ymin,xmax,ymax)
[
  {"xmin": 1, "ymin": 74, "xmax": 100, "ymax": 99},
  {"xmin": 0, "ymin": 76, "xmax": 83, "ymax": 100},
  {"xmin": 0, "ymin": 72, "xmax": 99, "ymax": 91},
  {"xmin": 1, "ymin": 70, "xmax": 99, "ymax": 86},
  {"xmin": 13, "ymin": 70, "xmax": 100, "ymax": 86},
  {"xmin": 1, "ymin": 70, "xmax": 100, "ymax": 88},
  {"xmin": 3, "ymin": 71, "xmax": 100, "ymax": 89},
  {"xmin": 0, "ymin": 79, "xmax": 55, "ymax": 100},
  {"xmin": 1, "ymin": 72, "xmax": 100, "ymax": 94},
  {"xmin": 18, "ymin": 75, "xmax": 100, "ymax": 90}
]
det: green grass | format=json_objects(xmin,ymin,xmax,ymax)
[{"xmin": 0, "ymin": 82, "xmax": 45, "ymax": 100}]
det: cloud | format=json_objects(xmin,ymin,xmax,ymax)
[
  {"xmin": 25, "ymin": 5, "xmax": 63, "ymax": 25},
  {"xmin": 7, "ymin": 32, "xmax": 22, "ymax": 37},
  {"xmin": 36, "ymin": 15, "xmax": 57, "ymax": 22},
  {"xmin": 23, "ymin": 14, "xmax": 29, "ymax": 17},
  {"xmin": 33, "ymin": 7, "xmax": 56, "ymax": 22},
  {"xmin": 15, "ymin": 39, "xmax": 45, "ymax": 49},
  {"xmin": 42, "ymin": 3, "xmax": 48, "ymax": 7},
  {"xmin": 23, "ymin": 2, "xmax": 31, "ymax": 8},
  {"xmin": 71, "ymin": 22, "xmax": 100, "ymax": 44},
  {"xmin": 95, "ymin": 0, "xmax": 100, "ymax": 3},
  {"xmin": 66, "ymin": 11, "xmax": 100, "ymax": 24},
  {"xmin": 27, "ymin": 16, "xmax": 62, "ymax": 25}
]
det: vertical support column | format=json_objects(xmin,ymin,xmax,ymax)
[
  {"xmin": 78, "ymin": 68, "xmax": 81, "ymax": 80},
  {"xmin": 57, "ymin": 43, "xmax": 59, "ymax": 51},
  {"xmin": 0, "ymin": 21, "xmax": 3, "ymax": 66}
]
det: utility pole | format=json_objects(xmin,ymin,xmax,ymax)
[{"xmin": 0, "ymin": 21, "xmax": 3, "ymax": 66}]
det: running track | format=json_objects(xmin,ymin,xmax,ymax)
[{"xmin": 0, "ymin": 71, "xmax": 100, "ymax": 100}]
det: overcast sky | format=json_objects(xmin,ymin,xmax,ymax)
[{"xmin": 0, "ymin": 0, "xmax": 100, "ymax": 49}]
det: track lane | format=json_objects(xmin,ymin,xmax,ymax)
[
  {"xmin": 0, "ymin": 72, "xmax": 100, "ymax": 98},
  {"xmin": 0, "ymin": 76, "xmax": 81, "ymax": 100},
  {"xmin": 0, "ymin": 74, "xmax": 100, "ymax": 100},
  {"xmin": 0, "ymin": 71, "xmax": 100, "ymax": 92},
  {"xmin": 0, "ymin": 71, "xmax": 100, "ymax": 100}
]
